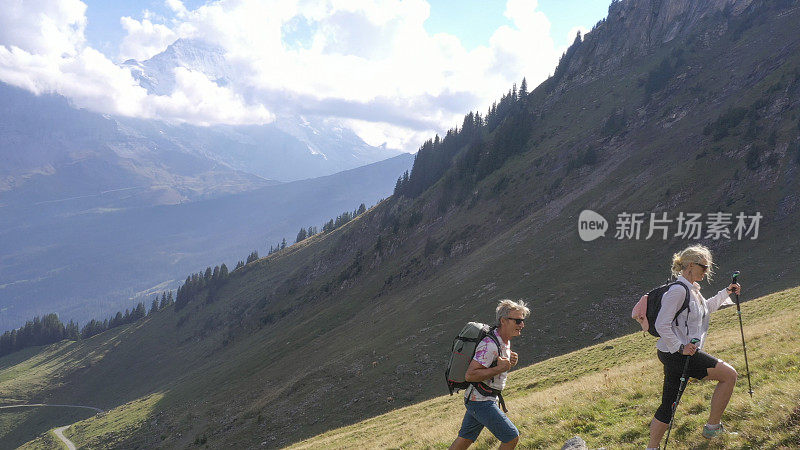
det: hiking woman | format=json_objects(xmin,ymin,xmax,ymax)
[{"xmin": 647, "ymin": 244, "xmax": 741, "ymax": 449}]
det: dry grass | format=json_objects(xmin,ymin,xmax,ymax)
[{"xmin": 290, "ymin": 286, "xmax": 800, "ymax": 449}]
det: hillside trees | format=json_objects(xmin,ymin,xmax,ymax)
[
  {"xmin": 0, "ymin": 314, "xmax": 78, "ymax": 357},
  {"xmin": 133, "ymin": 302, "xmax": 147, "ymax": 320},
  {"xmin": 295, "ymin": 226, "xmax": 319, "ymax": 244},
  {"xmin": 0, "ymin": 297, "xmax": 169, "ymax": 357},
  {"xmin": 159, "ymin": 291, "xmax": 174, "ymax": 310},
  {"xmin": 175, "ymin": 263, "xmax": 232, "ymax": 310},
  {"xmin": 246, "ymin": 251, "xmax": 259, "ymax": 264},
  {"xmin": 394, "ymin": 79, "xmax": 533, "ymax": 200},
  {"xmin": 80, "ymin": 300, "xmax": 158, "ymax": 340},
  {"xmin": 176, "ymin": 200, "xmax": 373, "ymax": 315}
]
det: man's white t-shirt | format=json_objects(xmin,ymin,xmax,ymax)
[{"xmin": 465, "ymin": 329, "xmax": 510, "ymax": 402}]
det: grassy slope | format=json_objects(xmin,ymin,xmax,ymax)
[
  {"xmin": 0, "ymin": 407, "xmax": 94, "ymax": 449},
  {"xmin": 3, "ymin": 2, "xmax": 800, "ymax": 448},
  {"xmin": 291, "ymin": 286, "xmax": 800, "ymax": 449}
]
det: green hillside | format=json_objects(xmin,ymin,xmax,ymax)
[
  {"xmin": 287, "ymin": 286, "xmax": 800, "ymax": 449},
  {"xmin": 3, "ymin": 0, "xmax": 800, "ymax": 447}
]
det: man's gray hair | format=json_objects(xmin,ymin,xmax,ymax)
[{"xmin": 495, "ymin": 299, "xmax": 530, "ymax": 326}]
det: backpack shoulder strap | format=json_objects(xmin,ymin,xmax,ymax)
[
  {"xmin": 485, "ymin": 327, "xmax": 502, "ymax": 366},
  {"xmin": 672, "ymin": 281, "xmax": 691, "ymax": 329}
]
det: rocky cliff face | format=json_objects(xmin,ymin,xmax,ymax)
[
  {"xmin": 552, "ymin": 0, "xmax": 756, "ymax": 88},
  {"xmin": 607, "ymin": 0, "xmax": 753, "ymax": 49}
]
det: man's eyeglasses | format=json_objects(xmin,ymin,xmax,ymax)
[{"xmin": 505, "ymin": 317, "xmax": 525, "ymax": 324}]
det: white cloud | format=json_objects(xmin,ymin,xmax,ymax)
[
  {"xmin": 119, "ymin": 17, "xmax": 177, "ymax": 62},
  {"xmin": 165, "ymin": 0, "xmax": 189, "ymax": 18},
  {"xmin": 0, "ymin": 0, "xmax": 274, "ymax": 126},
  {"xmin": 0, "ymin": 0, "xmax": 87, "ymax": 56},
  {"xmin": 0, "ymin": 0, "xmax": 568, "ymax": 152},
  {"xmin": 490, "ymin": 0, "xmax": 560, "ymax": 88},
  {"xmin": 149, "ymin": 67, "xmax": 274, "ymax": 124},
  {"xmin": 0, "ymin": 44, "xmax": 272, "ymax": 125},
  {"xmin": 344, "ymin": 118, "xmax": 434, "ymax": 152}
]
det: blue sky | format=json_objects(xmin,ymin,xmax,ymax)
[
  {"xmin": 83, "ymin": 0, "xmax": 610, "ymax": 57},
  {"xmin": 423, "ymin": 0, "xmax": 609, "ymax": 50},
  {"xmin": 83, "ymin": 0, "xmax": 207, "ymax": 56},
  {"xmin": 1, "ymin": 0, "xmax": 613, "ymax": 152}
]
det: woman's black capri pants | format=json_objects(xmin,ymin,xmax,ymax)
[{"xmin": 654, "ymin": 349, "xmax": 720, "ymax": 423}]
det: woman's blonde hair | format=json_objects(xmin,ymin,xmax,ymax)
[{"xmin": 671, "ymin": 244, "xmax": 714, "ymax": 280}]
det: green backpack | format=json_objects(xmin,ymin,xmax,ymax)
[{"xmin": 445, "ymin": 322, "xmax": 507, "ymax": 411}]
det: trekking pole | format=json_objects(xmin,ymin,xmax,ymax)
[
  {"xmin": 663, "ymin": 338, "xmax": 700, "ymax": 450},
  {"xmin": 731, "ymin": 271, "xmax": 753, "ymax": 397}
]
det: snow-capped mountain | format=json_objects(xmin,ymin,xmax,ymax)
[
  {"xmin": 120, "ymin": 38, "xmax": 401, "ymax": 179},
  {"xmin": 122, "ymin": 38, "xmax": 233, "ymax": 96}
]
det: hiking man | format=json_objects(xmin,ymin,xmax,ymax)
[
  {"xmin": 647, "ymin": 245, "xmax": 741, "ymax": 449},
  {"xmin": 449, "ymin": 299, "xmax": 529, "ymax": 450}
]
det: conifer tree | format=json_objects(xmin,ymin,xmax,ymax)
[
  {"xmin": 112, "ymin": 311, "xmax": 124, "ymax": 328},
  {"xmin": 66, "ymin": 320, "xmax": 80, "ymax": 340},
  {"xmin": 81, "ymin": 320, "xmax": 98, "ymax": 339},
  {"xmin": 133, "ymin": 302, "xmax": 147, "ymax": 320},
  {"xmin": 247, "ymin": 251, "xmax": 259, "ymax": 264}
]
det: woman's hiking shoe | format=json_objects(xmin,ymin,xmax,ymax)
[{"xmin": 702, "ymin": 423, "xmax": 726, "ymax": 439}]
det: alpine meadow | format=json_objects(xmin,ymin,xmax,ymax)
[{"xmin": 3, "ymin": 0, "xmax": 800, "ymax": 448}]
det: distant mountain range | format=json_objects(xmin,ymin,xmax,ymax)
[
  {"xmin": 0, "ymin": 37, "xmax": 408, "ymax": 329},
  {"xmin": 0, "ymin": 79, "xmax": 400, "ymax": 214},
  {"xmin": 1, "ymin": 37, "xmax": 402, "ymax": 213},
  {"xmin": 0, "ymin": 153, "xmax": 413, "ymax": 331}
]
